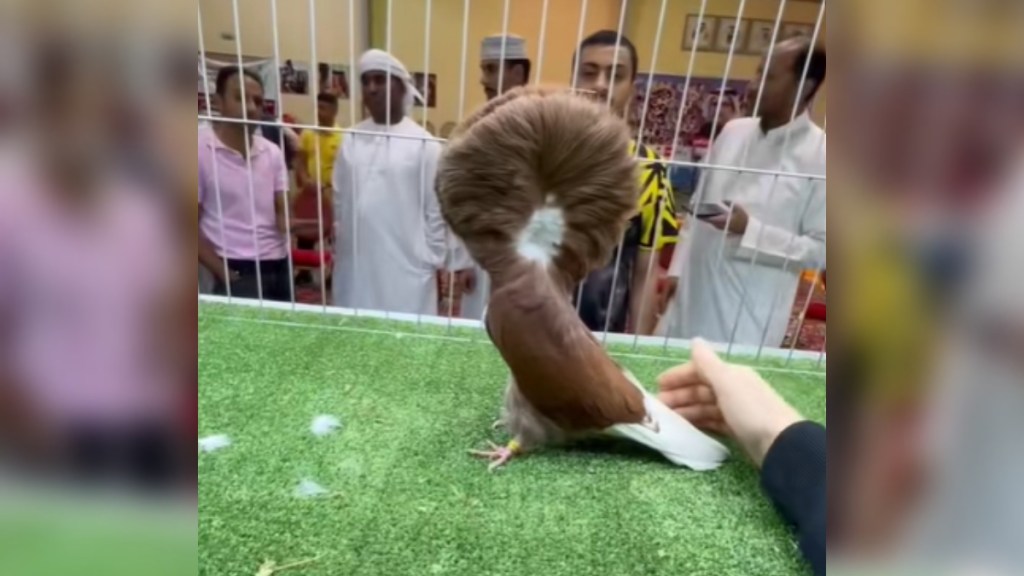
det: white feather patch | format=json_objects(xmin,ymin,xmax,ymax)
[
  {"xmin": 311, "ymin": 415, "xmax": 343, "ymax": 437},
  {"xmin": 516, "ymin": 195, "xmax": 565, "ymax": 265},
  {"xmin": 604, "ymin": 370, "xmax": 730, "ymax": 471},
  {"xmin": 295, "ymin": 479, "xmax": 330, "ymax": 499},
  {"xmin": 198, "ymin": 435, "xmax": 232, "ymax": 454}
]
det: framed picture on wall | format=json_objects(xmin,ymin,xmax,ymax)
[
  {"xmin": 781, "ymin": 23, "xmax": 815, "ymax": 40},
  {"xmin": 683, "ymin": 15, "xmax": 717, "ymax": 51},
  {"xmin": 713, "ymin": 18, "xmax": 750, "ymax": 53},
  {"xmin": 746, "ymin": 20, "xmax": 778, "ymax": 55},
  {"xmin": 279, "ymin": 59, "xmax": 310, "ymax": 95},
  {"xmin": 319, "ymin": 64, "xmax": 351, "ymax": 99},
  {"xmin": 412, "ymin": 72, "xmax": 437, "ymax": 108}
]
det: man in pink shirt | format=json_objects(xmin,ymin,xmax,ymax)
[
  {"xmin": 0, "ymin": 40, "xmax": 185, "ymax": 488},
  {"xmin": 198, "ymin": 66, "xmax": 292, "ymax": 302}
]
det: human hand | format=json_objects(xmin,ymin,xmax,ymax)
[
  {"xmin": 438, "ymin": 270, "xmax": 452, "ymax": 298},
  {"xmin": 659, "ymin": 277, "xmax": 678, "ymax": 315},
  {"xmin": 456, "ymin": 269, "xmax": 477, "ymax": 294},
  {"xmin": 211, "ymin": 263, "xmax": 240, "ymax": 285},
  {"xmin": 657, "ymin": 339, "xmax": 803, "ymax": 468},
  {"xmin": 706, "ymin": 201, "xmax": 749, "ymax": 235}
]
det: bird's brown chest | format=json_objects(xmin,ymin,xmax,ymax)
[{"xmin": 486, "ymin": 268, "xmax": 646, "ymax": 433}]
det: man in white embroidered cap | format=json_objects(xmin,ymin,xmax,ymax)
[
  {"xmin": 447, "ymin": 34, "xmax": 533, "ymax": 321},
  {"xmin": 480, "ymin": 34, "xmax": 531, "ymax": 101},
  {"xmin": 330, "ymin": 49, "xmax": 454, "ymax": 316}
]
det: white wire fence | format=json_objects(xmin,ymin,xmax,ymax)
[{"xmin": 197, "ymin": 0, "xmax": 827, "ymax": 369}]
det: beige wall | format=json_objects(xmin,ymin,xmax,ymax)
[
  {"xmin": 200, "ymin": 0, "xmax": 825, "ymax": 129},
  {"xmin": 199, "ymin": 0, "xmax": 367, "ymax": 125},
  {"xmin": 370, "ymin": 0, "xmax": 622, "ymax": 135}
]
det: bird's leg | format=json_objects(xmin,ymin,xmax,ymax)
[
  {"xmin": 491, "ymin": 418, "xmax": 505, "ymax": 430},
  {"xmin": 469, "ymin": 439, "xmax": 522, "ymax": 472}
]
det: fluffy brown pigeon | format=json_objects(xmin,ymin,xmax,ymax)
[{"xmin": 436, "ymin": 87, "xmax": 728, "ymax": 471}]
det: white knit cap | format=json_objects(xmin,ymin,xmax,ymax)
[
  {"xmin": 481, "ymin": 34, "xmax": 528, "ymax": 62},
  {"xmin": 358, "ymin": 49, "xmax": 423, "ymax": 113}
]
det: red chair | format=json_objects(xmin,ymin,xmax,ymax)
[
  {"xmin": 804, "ymin": 272, "xmax": 826, "ymax": 322},
  {"xmin": 655, "ymin": 238, "xmax": 679, "ymax": 314},
  {"xmin": 291, "ymin": 185, "xmax": 335, "ymax": 298}
]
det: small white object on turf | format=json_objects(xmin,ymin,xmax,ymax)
[
  {"xmin": 295, "ymin": 479, "xmax": 330, "ymax": 499},
  {"xmin": 311, "ymin": 415, "xmax": 342, "ymax": 437},
  {"xmin": 198, "ymin": 435, "xmax": 232, "ymax": 453}
]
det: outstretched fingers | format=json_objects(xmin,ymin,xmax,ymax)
[
  {"xmin": 657, "ymin": 362, "xmax": 700, "ymax": 392},
  {"xmin": 658, "ymin": 383, "xmax": 717, "ymax": 410}
]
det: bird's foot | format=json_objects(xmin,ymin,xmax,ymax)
[
  {"xmin": 491, "ymin": 419, "xmax": 504, "ymax": 431},
  {"xmin": 469, "ymin": 441, "xmax": 519, "ymax": 472}
]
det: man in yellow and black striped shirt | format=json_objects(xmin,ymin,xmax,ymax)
[{"xmin": 572, "ymin": 30, "xmax": 680, "ymax": 334}]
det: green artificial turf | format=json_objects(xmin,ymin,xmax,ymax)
[{"xmin": 199, "ymin": 302, "xmax": 825, "ymax": 576}]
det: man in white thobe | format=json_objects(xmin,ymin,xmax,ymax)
[
  {"xmin": 662, "ymin": 37, "xmax": 827, "ymax": 348},
  {"xmin": 331, "ymin": 50, "xmax": 448, "ymax": 315}
]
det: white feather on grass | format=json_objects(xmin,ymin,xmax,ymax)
[
  {"xmin": 311, "ymin": 415, "xmax": 342, "ymax": 438},
  {"xmin": 295, "ymin": 479, "xmax": 330, "ymax": 499},
  {"xmin": 198, "ymin": 435, "xmax": 232, "ymax": 453}
]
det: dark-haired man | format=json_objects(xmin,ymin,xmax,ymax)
[
  {"xmin": 198, "ymin": 66, "xmax": 293, "ymax": 302},
  {"xmin": 480, "ymin": 34, "xmax": 531, "ymax": 100},
  {"xmin": 572, "ymin": 30, "xmax": 680, "ymax": 335},
  {"xmin": 663, "ymin": 37, "xmax": 827, "ymax": 348}
]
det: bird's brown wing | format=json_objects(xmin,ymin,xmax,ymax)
[{"xmin": 487, "ymin": 266, "xmax": 647, "ymax": 433}]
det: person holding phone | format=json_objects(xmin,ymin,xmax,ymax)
[{"xmin": 661, "ymin": 36, "xmax": 826, "ymax": 348}]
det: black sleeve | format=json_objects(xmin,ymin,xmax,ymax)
[{"xmin": 760, "ymin": 421, "xmax": 826, "ymax": 576}]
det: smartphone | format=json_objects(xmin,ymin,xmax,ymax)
[{"xmin": 684, "ymin": 202, "xmax": 729, "ymax": 220}]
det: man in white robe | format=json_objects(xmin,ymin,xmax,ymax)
[
  {"xmin": 331, "ymin": 50, "xmax": 449, "ymax": 315},
  {"xmin": 661, "ymin": 37, "xmax": 827, "ymax": 349}
]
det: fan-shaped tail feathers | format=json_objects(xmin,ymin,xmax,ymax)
[
  {"xmin": 436, "ymin": 86, "xmax": 639, "ymax": 285},
  {"xmin": 605, "ymin": 370, "xmax": 730, "ymax": 471}
]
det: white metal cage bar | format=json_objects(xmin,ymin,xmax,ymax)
[
  {"xmin": 628, "ymin": 0, "xmax": 671, "ymax": 352},
  {"xmin": 268, "ymin": 0, "xmax": 298, "ymax": 310},
  {"xmin": 230, "ymin": 0, "xmax": 267, "ymax": 307},
  {"xmin": 194, "ymin": 113, "xmax": 824, "ymax": 180},
  {"xmin": 305, "ymin": 0, "xmax": 329, "ymax": 313}
]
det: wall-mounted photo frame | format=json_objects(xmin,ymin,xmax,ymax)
[
  {"xmin": 713, "ymin": 18, "xmax": 750, "ymax": 53},
  {"xmin": 412, "ymin": 72, "xmax": 437, "ymax": 108},
  {"xmin": 781, "ymin": 22, "xmax": 815, "ymax": 40},
  {"xmin": 319, "ymin": 64, "xmax": 351, "ymax": 100},
  {"xmin": 683, "ymin": 15, "xmax": 717, "ymax": 51},
  {"xmin": 746, "ymin": 20, "xmax": 778, "ymax": 55}
]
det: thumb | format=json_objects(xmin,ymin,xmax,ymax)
[{"xmin": 691, "ymin": 338, "xmax": 730, "ymax": 384}]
